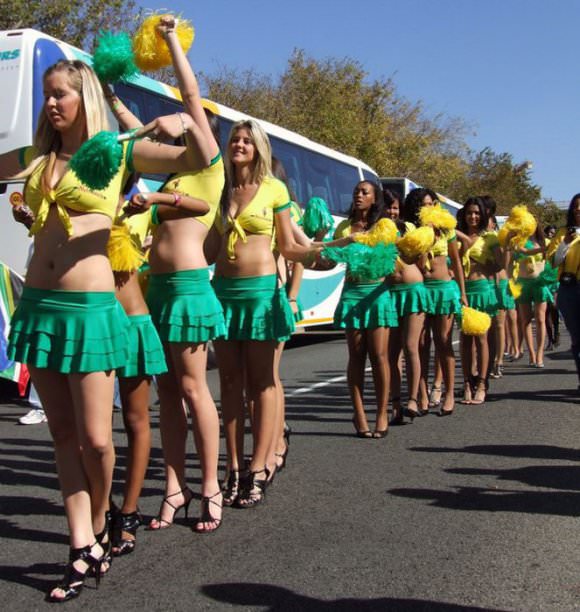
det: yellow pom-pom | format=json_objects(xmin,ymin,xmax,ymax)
[
  {"xmin": 418, "ymin": 203, "xmax": 457, "ymax": 230},
  {"xmin": 499, "ymin": 205, "xmax": 537, "ymax": 248},
  {"xmin": 353, "ymin": 218, "xmax": 398, "ymax": 246},
  {"xmin": 508, "ymin": 278, "xmax": 522, "ymax": 300},
  {"xmin": 461, "ymin": 306, "xmax": 491, "ymax": 336},
  {"xmin": 107, "ymin": 223, "xmax": 145, "ymax": 272},
  {"xmin": 396, "ymin": 226, "xmax": 435, "ymax": 260},
  {"xmin": 133, "ymin": 14, "xmax": 195, "ymax": 72}
]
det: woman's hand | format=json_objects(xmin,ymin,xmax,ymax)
[
  {"xmin": 125, "ymin": 192, "xmax": 153, "ymax": 216},
  {"xmin": 460, "ymin": 292, "xmax": 469, "ymax": 307},
  {"xmin": 156, "ymin": 15, "xmax": 177, "ymax": 38},
  {"xmin": 134, "ymin": 113, "xmax": 192, "ymax": 142},
  {"xmin": 12, "ymin": 204, "xmax": 35, "ymax": 229}
]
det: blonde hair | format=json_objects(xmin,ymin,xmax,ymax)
[
  {"xmin": 224, "ymin": 119, "xmax": 272, "ymax": 186},
  {"xmin": 17, "ymin": 60, "xmax": 110, "ymax": 192}
]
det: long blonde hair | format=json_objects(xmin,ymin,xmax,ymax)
[
  {"xmin": 220, "ymin": 119, "xmax": 273, "ymax": 218},
  {"xmin": 17, "ymin": 60, "xmax": 109, "ymax": 193}
]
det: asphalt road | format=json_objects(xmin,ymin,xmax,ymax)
[{"xmin": 1, "ymin": 329, "xmax": 579, "ymax": 611}]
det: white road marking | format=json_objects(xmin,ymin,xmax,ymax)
[{"xmin": 287, "ymin": 339, "xmax": 460, "ymax": 397}]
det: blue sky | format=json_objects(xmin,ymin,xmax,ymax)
[{"xmin": 141, "ymin": 0, "xmax": 579, "ymax": 204}]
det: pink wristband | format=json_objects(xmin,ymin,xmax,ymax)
[{"xmin": 173, "ymin": 192, "xmax": 182, "ymax": 207}]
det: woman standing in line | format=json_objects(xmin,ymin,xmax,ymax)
[
  {"xmin": 549, "ymin": 194, "xmax": 580, "ymax": 390},
  {"xmin": 332, "ymin": 181, "xmax": 398, "ymax": 437},
  {"xmin": 511, "ymin": 224, "xmax": 551, "ymax": 368},
  {"xmin": 384, "ymin": 189, "xmax": 430, "ymax": 422},
  {"xmin": 403, "ymin": 188, "xmax": 467, "ymax": 416},
  {"xmin": 109, "ymin": 16, "xmax": 227, "ymax": 533},
  {"xmin": 1, "ymin": 56, "xmax": 206, "ymax": 601},
  {"xmin": 210, "ymin": 119, "xmax": 317, "ymax": 507},
  {"xmin": 456, "ymin": 197, "xmax": 498, "ymax": 404}
]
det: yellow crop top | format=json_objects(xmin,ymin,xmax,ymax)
[
  {"xmin": 430, "ymin": 228, "xmax": 456, "ymax": 257},
  {"xmin": 462, "ymin": 232, "xmax": 498, "ymax": 276},
  {"xmin": 158, "ymin": 153, "xmax": 225, "ymax": 229},
  {"xmin": 215, "ymin": 176, "xmax": 291, "ymax": 260},
  {"xmin": 19, "ymin": 143, "xmax": 132, "ymax": 236}
]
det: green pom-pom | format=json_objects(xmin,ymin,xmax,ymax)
[
  {"xmin": 323, "ymin": 242, "xmax": 398, "ymax": 280},
  {"xmin": 93, "ymin": 31, "xmax": 139, "ymax": 83},
  {"xmin": 303, "ymin": 197, "xmax": 334, "ymax": 239},
  {"xmin": 70, "ymin": 131, "xmax": 123, "ymax": 190}
]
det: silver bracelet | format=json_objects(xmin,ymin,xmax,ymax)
[{"xmin": 176, "ymin": 112, "xmax": 187, "ymax": 135}]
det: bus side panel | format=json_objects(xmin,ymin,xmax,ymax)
[{"xmin": 31, "ymin": 39, "xmax": 67, "ymax": 133}]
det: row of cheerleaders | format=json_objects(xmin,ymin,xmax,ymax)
[{"xmin": 2, "ymin": 14, "xmax": 579, "ymax": 604}]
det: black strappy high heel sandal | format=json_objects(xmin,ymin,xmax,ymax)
[
  {"xmin": 222, "ymin": 470, "xmax": 240, "ymax": 507},
  {"xmin": 112, "ymin": 510, "xmax": 143, "ymax": 556},
  {"xmin": 147, "ymin": 487, "xmax": 192, "ymax": 530},
  {"xmin": 193, "ymin": 490, "xmax": 223, "ymax": 534},
  {"xmin": 46, "ymin": 541, "xmax": 103, "ymax": 603},
  {"xmin": 235, "ymin": 467, "xmax": 269, "ymax": 508}
]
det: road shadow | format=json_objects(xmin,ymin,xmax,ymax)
[
  {"xmin": 200, "ymin": 582, "xmax": 501, "ymax": 611},
  {"xmin": 409, "ymin": 444, "xmax": 580, "ymax": 462}
]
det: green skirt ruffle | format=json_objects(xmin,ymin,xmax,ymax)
[
  {"xmin": 334, "ymin": 281, "xmax": 398, "ymax": 329},
  {"xmin": 465, "ymin": 279, "xmax": 498, "ymax": 316},
  {"xmin": 212, "ymin": 274, "xmax": 295, "ymax": 342},
  {"xmin": 495, "ymin": 278, "xmax": 516, "ymax": 311},
  {"xmin": 517, "ymin": 276, "xmax": 554, "ymax": 305},
  {"xmin": 8, "ymin": 287, "xmax": 129, "ymax": 373},
  {"xmin": 116, "ymin": 314, "xmax": 167, "ymax": 378},
  {"xmin": 147, "ymin": 269, "xmax": 226, "ymax": 343},
  {"xmin": 424, "ymin": 279, "xmax": 461, "ymax": 316},
  {"xmin": 388, "ymin": 282, "xmax": 430, "ymax": 318}
]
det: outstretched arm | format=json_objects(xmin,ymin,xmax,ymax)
[
  {"xmin": 157, "ymin": 17, "xmax": 219, "ymax": 167},
  {"xmin": 102, "ymin": 83, "xmax": 143, "ymax": 131}
]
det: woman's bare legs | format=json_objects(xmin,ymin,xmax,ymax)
[
  {"xmin": 117, "ymin": 377, "xmax": 151, "ymax": 515},
  {"xmin": 518, "ymin": 302, "xmax": 536, "ymax": 365},
  {"xmin": 30, "ymin": 367, "xmax": 113, "ymax": 599},
  {"xmin": 506, "ymin": 307, "xmax": 520, "ymax": 358},
  {"xmin": 534, "ymin": 302, "xmax": 548, "ymax": 366},
  {"xmin": 403, "ymin": 312, "xmax": 426, "ymax": 412},
  {"xmin": 243, "ymin": 340, "xmax": 278, "ymax": 472},
  {"xmin": 215, "ymin": 340, "xmax": 245, "ymax": 475},
  {"xmin": 460, "ymin": 333, "xmax": 474, "ymax": 403},
  {"xmin": 346, "ymin": 329, "xmax": 370, "ymax": 433},
  {"xmin": 170, "ymin": 341, "xmax": 221, "ymax": 531},
  {"xmin": 366, "ymin": 327, "xmax": 389, "ymax": 433},
  {"xmin": 493, "ymin": 309, "xmax": 506, "ymax": 373},
  {"xmin": 266, "ymin": 341, "xmax": 287, "ymax": 477},
  {"xmin": 432, "ymin": 314, "xmax": 456, "ymax": 413},
  {"xmin": 388, "ymin": 327, "xmax": 403, "ymax": 422},
  {"xmin": 148, "ymin": 354, "xmax": 190, "ymax": 528}
]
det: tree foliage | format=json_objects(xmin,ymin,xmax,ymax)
[
  {"xmin": 0, "ymin": 0, "xmax": 140, "ymax": 50},
  {"xmin": 202, "ymin": 49, "xmax": 543, "ymax": 213}
]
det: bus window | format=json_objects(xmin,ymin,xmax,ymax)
[
  {"xmin": 269, "ymin": 136, "xmax": 304, "ymax": 203},
  {"xmin": 331, "ymin": 159, "xmax": 361, "ymax": 215}
]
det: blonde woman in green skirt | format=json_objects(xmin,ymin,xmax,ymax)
[
  {"xmin": 1, "ymin": 53, "xmax": 211, "ymax": 601},
  {"xmin": 208, "ymin": 120, "xmax": 318, "ymax": 508}
]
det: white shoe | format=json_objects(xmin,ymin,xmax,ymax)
[{"xmin": 18, "ymin": 408, "xmax": 47, "ymax": 425}]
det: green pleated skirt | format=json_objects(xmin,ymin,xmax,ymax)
[
  {"xmin": 147, "ymin": 269, "xmax": 226, "ymax": 343},
  {"xmin": 8, "ymin": 287, "xmax": 130, "ymax": 373},
  {"xmin": 465, "ymin": 279, "xmax": 498, "ymax": 316},
  {"xmin": 517, "ymin": 276, "xmax": 554, "ymax": 305},
  {"xmin": 212, "ymin": 274, "xmax": 295, "ymax": 342},
  {"xmin": 334, "ymin": 281, "xmax": 398, "ymax": 329},
  {"xmin": 116, "ymin": 314, "xmax": 167, "ymax": 378},
  {"xmin": 388, "ymin": 282, "xmax": 430, "ymax": 318},
  {"xmin": 424, "ymin": 279, "xmax": 461, "ymax": 316},
  {"xmin": 495, "ymin": 278, "xmax": 516, "ymax": 311}
]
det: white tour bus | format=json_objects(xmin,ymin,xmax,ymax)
[{"xmin": 0, "ymin": 28, "xmax": 380, "ymax": 328}]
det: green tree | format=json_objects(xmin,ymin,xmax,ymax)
[{"xmin": 1, "ymin": 0, "xmax": 139, "ymax": 50}]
